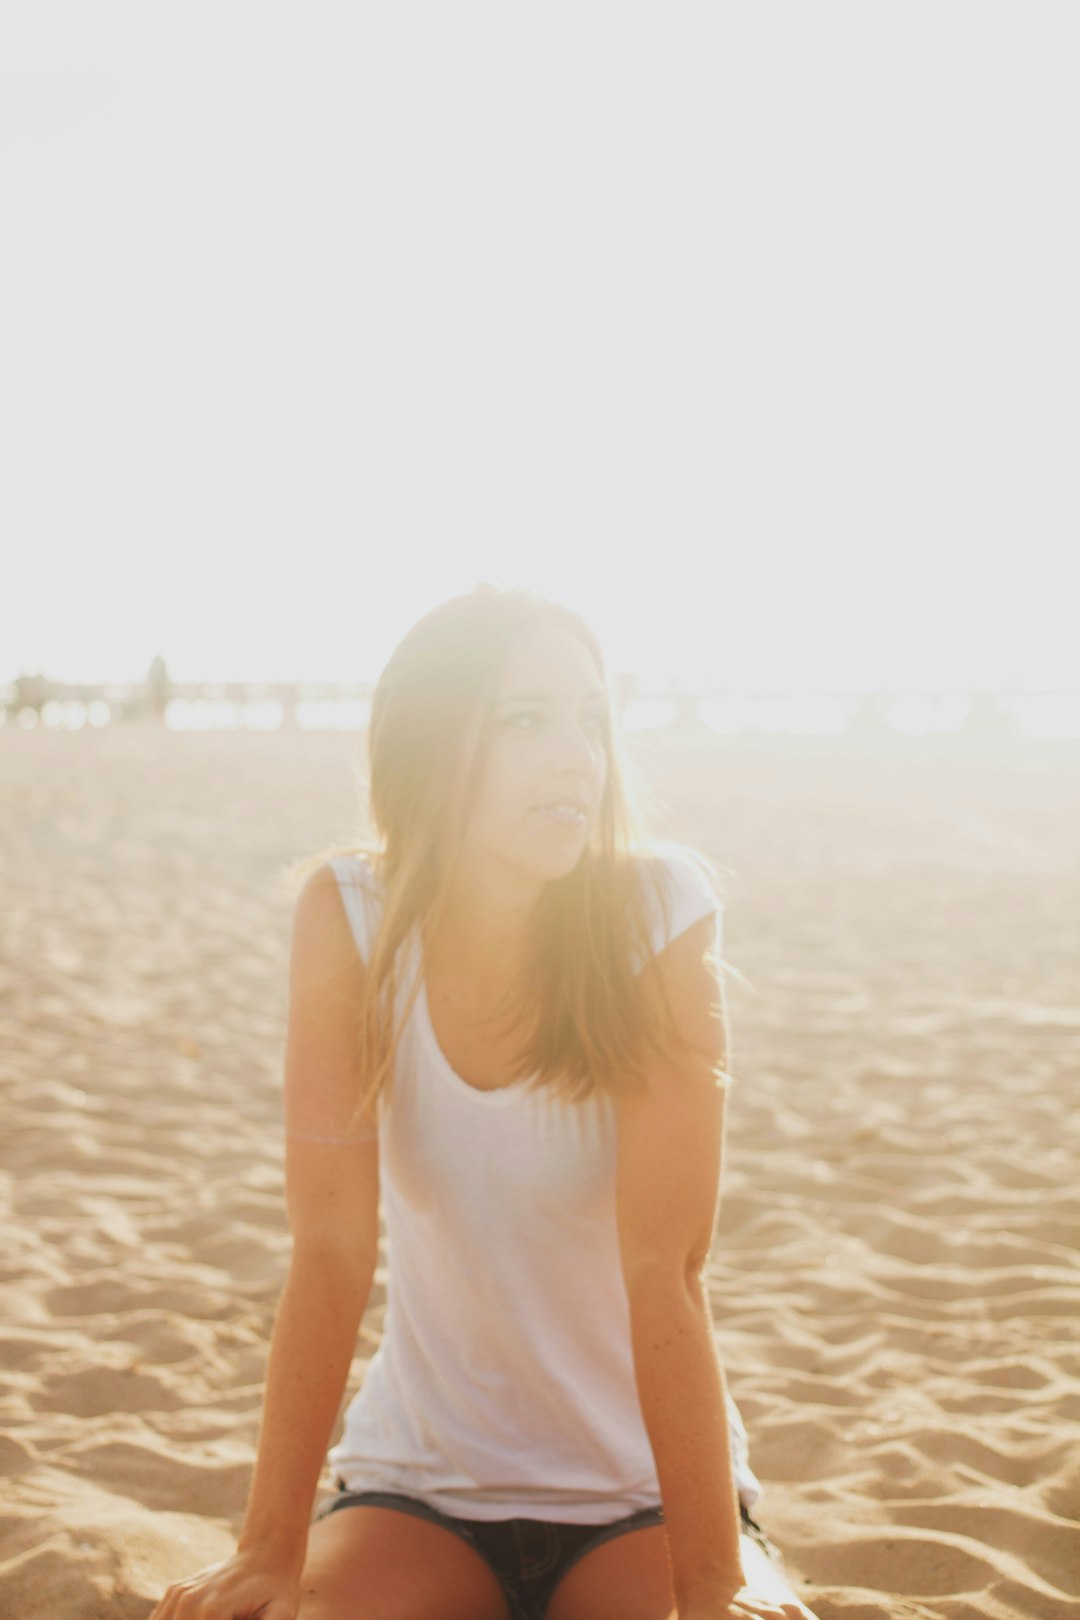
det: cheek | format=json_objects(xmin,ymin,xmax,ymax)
[{"xmin": 472, "ymin": 746, "xmax": 533, "ymax": 827}]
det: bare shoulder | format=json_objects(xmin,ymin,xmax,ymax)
[
  {"xmin": 632, "ymin": 911, "xmax": 728, "ymax": 1090},
  {"xmin": 289, "ymin": 860, "xmax": 366, "ymax": 991},
  {"xmin": 283, "ymin": 863, "xmax": 380, "ymax": 1262}
]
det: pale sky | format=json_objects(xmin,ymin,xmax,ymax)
[{"xmin": 2, "ymin": 4, "xmax": 1077, "ymax": 694}]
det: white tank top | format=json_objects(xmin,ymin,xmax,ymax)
[{"xmin": 325, "ymin": 842, "xmax": 762, "ymax": 1522}]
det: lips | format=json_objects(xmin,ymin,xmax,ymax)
[{"xmin": 536, "ymin": 796, "xmax": 588, "ymax": 813}]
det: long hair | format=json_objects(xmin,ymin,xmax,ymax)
[{"xmin": 285, "ymin": 583, "xmax": 735, "ymax": 1136}]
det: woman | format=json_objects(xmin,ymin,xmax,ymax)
[{"xmin": 150, "ymin": 586, "xmax": 817, "ymax": 1620}]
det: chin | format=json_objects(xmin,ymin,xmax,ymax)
[{"xmin": 535, "ymin": 842, "xmax": 588, "ymax": 877}]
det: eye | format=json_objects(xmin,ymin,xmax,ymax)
[{"xmin": 502, "ymin": 708, "xmax": 608, "ymax": 733}]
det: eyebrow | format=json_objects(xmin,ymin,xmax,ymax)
[{"xmin": 496, "ymin": 688, "xmax": 607, "ymax": 706}]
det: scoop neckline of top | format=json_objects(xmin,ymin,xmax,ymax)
[
  {"xmin": 343, "ymin": 852, "xmax": 565, "ymax": 1106},
  {"xmin": 414, "ymin": 944, "xmax": 535, "ymax": 1107}
]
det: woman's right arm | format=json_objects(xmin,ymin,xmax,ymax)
[{"xmin": 150, "ymin": 865, "xmax": 381, "ymax": 1618}]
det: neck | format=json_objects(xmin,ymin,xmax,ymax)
[{"xmin": 424, "ymin": 861, "xmax": 542, "ymax": 990}]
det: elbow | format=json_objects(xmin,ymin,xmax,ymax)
[
  {"xmin": 682, "ymin": 1248, "xmax": 714, "ymax": 1316},
  {"xmin": 684, "ymin": 1244, "xmax": 711, "ymax": 1290},
  {"xmin": 624, "ymin": 1249, "xmax": 710, "ymax": 1302}
]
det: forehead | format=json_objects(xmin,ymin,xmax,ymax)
[{"xmin": 495, "ymin": 624, "xmax": 600, "ymax": 697}]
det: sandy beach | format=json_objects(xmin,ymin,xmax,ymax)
[{"xmin": 2, "ymin": 720, "xmax": 1078, "ymax": 1619}]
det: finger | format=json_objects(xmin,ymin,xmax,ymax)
[
  {"xmin": 262, "ymin": 1599, "xmax": 298, "ymax": 1620},
  {"xmin": 157, "ymin": 1582, "xmax": 201, "ymax": 1619},
  {"xmin": 150, "ymin": 1569, "xmax": 212, "ymax": 1619}
]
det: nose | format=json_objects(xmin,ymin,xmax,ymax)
[{"xmin": 551, "ymin": 714, "xmax": 603, "ymax": 779}]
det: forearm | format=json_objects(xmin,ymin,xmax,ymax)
[
  {"xmin": 238, "ymin": 1240, "xmax": 376, "ymax": 1567},
  {"xmin": 628, "ymin": 1272, "xmax": 746, "ymax": 1608}
]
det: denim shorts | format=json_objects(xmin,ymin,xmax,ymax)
[{"xmin": 312, "ymin": 1478, "xmax": 782, "ymax": 1620}]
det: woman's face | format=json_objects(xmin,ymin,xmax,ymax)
[{"xmin": 457, "ymin": 623, "xmax": 610, "ymax": 884}]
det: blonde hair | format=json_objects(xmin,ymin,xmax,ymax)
[{"xmin": 284, "ymin": 583, "xmax": 737, "ymax": 1136}]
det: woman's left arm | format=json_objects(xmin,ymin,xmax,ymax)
[{"xmin": 616, "ymin": 914, "xmax": 747, "ymax": 1613}]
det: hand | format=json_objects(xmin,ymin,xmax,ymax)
[{"xmin": 147, "ymin": 1546, "xmax": 302, "ymax": 1620}]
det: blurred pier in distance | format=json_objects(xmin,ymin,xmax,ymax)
[
  {"xmin": 3, "ymin": 660, "xmax": 1078, "ymax": 746},
  {"xmin": 1, "ymin": 659, "xmax": 372, "ymax": 732}
]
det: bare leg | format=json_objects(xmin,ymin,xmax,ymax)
[{"xmin": 297, "ymin": 1504, "xmax": 511, "ymax": 1620}]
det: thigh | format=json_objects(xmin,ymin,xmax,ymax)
[
  {"xmin": 542, "ymin": 1516, "xmax": 672, "ymax": 1620},
  {"xmin": 300, "ymin": 1493, "xmax": 512, "ymax": 1620},
  {"xmin": 543, "ymin": 1511, "xmax": 807, "ymax": 1620}
]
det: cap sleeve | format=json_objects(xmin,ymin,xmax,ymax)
[
  {"xmin": 328, "ymin": 854, "xmax": 381, "ymax": 962},
  {"xmin": 631, "ymin": 844, "xmax": 722, "ymax": 974}
]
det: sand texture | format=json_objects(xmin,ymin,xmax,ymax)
[{"xmin": 1, "ymin": 723, "xmax": 1078, "ymax": 1618}]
